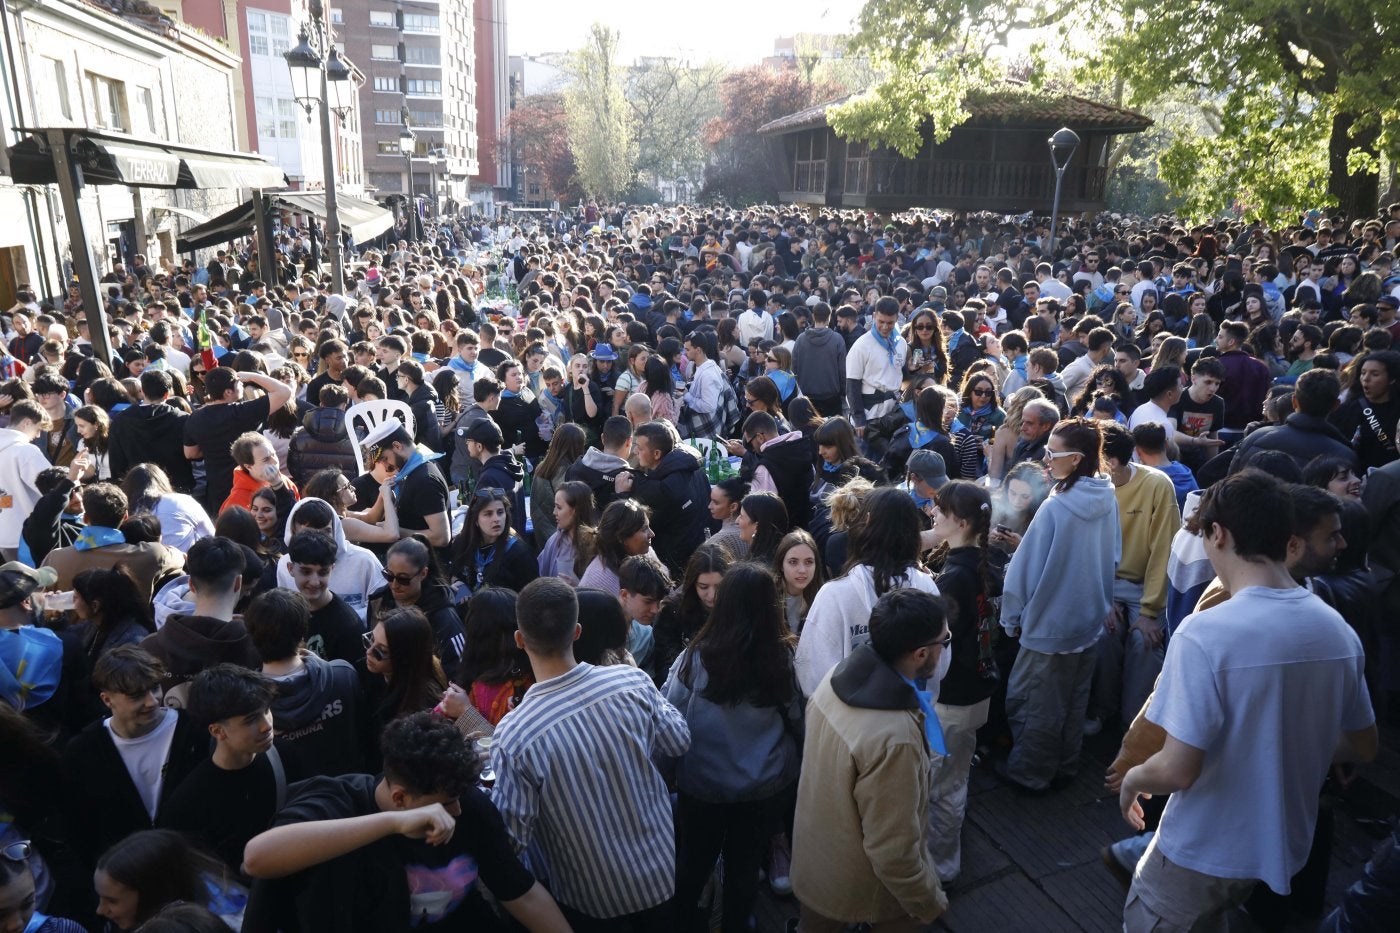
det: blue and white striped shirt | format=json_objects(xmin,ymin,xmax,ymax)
[{"xmin": 491, "ymin": 662, "xmax": 690, "ymax": 918}]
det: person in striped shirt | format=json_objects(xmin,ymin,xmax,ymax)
[{"xmin": 491, "ymin": 577, "xmax": 690, "ymax": 931}]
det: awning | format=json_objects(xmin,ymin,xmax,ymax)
[
  {"xmin": 6, "ymin": 128, "xmax": 286, "ymax": 190},
  {"xmin": 151, "ymin": 204, "xmax": 211, "ymax": 224},
  {"xmin": 176, "ymin": 192, "xmax": 394, "ymax": 252}
]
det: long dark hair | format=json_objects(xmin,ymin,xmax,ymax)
[
  {"xmin": 680, "ymin": 562, "xmax": 795, "ymax": 708},
  {"xmin": 455, "ymin": 588, "xmax": 527, "ymax": 689},
  {"xmin": 845, "ymin": 486, "xmax": 923, "ymax": 595},
  {"xmin": 933, "ymin": 479, "xmax": 999, "ymax": 605},
  {"xmin": 450, "ymin": 488, "xmax": 515, "ymax": 581},
  {"xmin": 535, "ymin": 422, "xmax": 588, "ymax": 482},
  {"xmin": 74, "ymin": 566, "xmax": 153, "ymax": 653},
  {"xmin": 595, "ymin": 499, "xmax": 650, "ymax": 573},
  {"xmin": 378, "ymin": 607, "xmax": 447, "ymax": 719},
  {"xmin": 96, "ymin": 830, "xmax": 228, "ymax": 928},
  {"xmin": 1050, "ymin": 418, "xmax": 1104, "ymax": 492},
  {"xmin": 663, "ymin": 541, "xmax": 732, "ymax": 641},
  {"xmin": 642, "ymin": 355, "xmax": 675, "ymax": 397},
  {"xmin": 121, "ymin": 462, "xmax": 175, "ymax": 514},
  {"xmin": 1071, "ymin": 364, "xmax": 1130, "ymax": 416},
  {"xmin": 554, "ymin": 480, "xmax": 598, "ymax": 574},
  {"xmin": 740, "ymin": 492, "xmax": 789, "ymax": 563},
  {"xmin": 903, "ymin": 307, "xmax": 949, "ymax": 376}
]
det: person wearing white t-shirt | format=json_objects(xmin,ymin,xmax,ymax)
[
  {"xmin": 61, "ymin": 645, "xmax": 209, "ymax": 868},
  {"xmin": 1118, "ymin": 471, "xmax": 1376, "ymax": 932},
  {"xmin": 1127, "ymin": 367, "xmax": 1183, "ymax": 434},
  {"xmin": 844, "ymin": 297, "xmax": 908, "ymax": 438}
]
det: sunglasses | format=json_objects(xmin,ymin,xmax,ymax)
[
  {"xmin": 971, "ymin": 388, "xmax": 993, "ymax": 397},
  {"xmin": 913, "ymin": 324, "xmax": 934, "ymax": 331},
  {"xmin": 473, "ymin": 486, "xmax": 506, "ymax": 502},
  {"xmin": 361, "ymin": 630, "xmax": 389, "ymax": 661},
  {"xmin": 381, "ymin": 568, "xmax": 422, "ymax": 587},
  {"xmin": 1, "ymin": 840, "xmax": 31, "ymax": 862},
  {"xmin": 1043, "ymin": 449, "xmax": 1080, "ymax": 461}
]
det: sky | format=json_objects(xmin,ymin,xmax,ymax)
[{"xmin": 506, "ymin": 0, "xmax": 868, "ymax": 65}]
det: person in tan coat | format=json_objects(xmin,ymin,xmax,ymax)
[
  {"xmin": 41, "ymin": 482, "xmax": 183, "ymax": 606},
  {"xmin": 791, "ymin": 588, "xmax": 949, "ymax": 932}
]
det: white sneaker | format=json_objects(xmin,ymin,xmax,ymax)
[{"xmin": 769, "ymin": 835, "xmax": 793, "ymax": 897}]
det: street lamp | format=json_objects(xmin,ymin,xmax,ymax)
[
  {"xmin": 284, "ymin": 0, "xmax": 354, "ymax": 294},
  {"xmin": 398, "ymin": 125, "xmax": 421, "ymax": 242},
  {"xmin": 427, "ymin": 149, "xmax": 440, "ymax": 219},
  {"xmin": 1046, "ymin": 126, "xmax": 1080, "ymax": 261}
]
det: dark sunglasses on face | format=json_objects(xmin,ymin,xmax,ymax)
[
  {"xmin": 971, "ymin": 388, "xmax": 993, "ymax": 397},
  {"xmin": 381, "ymin": 569, "xmax": 421, "ymax": 587},
  {"xmin": 914, "ymin": 324, "xmax": 934, "ymax": 331},
  {"xmin": 1, "ymin": 839, "xmax": 31, "ymax": 861},
  {"xmin": 362, "ymin": 630, "xmax": 389, "ymax": 661}
]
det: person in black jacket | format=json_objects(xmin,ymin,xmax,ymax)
[
  {"xmin": 20, "ymin": 466, "xmax": 84, "ymax": 567},
  {"xmin": 737, "ymin": 410, "xmax": 815, "ymax": 530},
  {"xmin": 62, "ymin": 645, "xmax": 209, "ymax": 870},
  {"xmin": 394, "ymin": 360, "xmax": 442, "ymax": 452},
  {"xmin": 368, "ymin": 536, "xmax": 466, "ymax": 670},
  {"xmin": 107, "ymin": 369, "xmax": 194, "ymax": 492},
  {"xmin": 926, "ymin": 480, "xmax": 1003, "ymax": 885},
  {"xmin": 446, "ymin": 490, "xmax": 537, "ymax": 603},
  {"xmin": 491, "ymin": 360, "xmax": 548, "ymax": 461},
  {"xmin": 287, "ymin": 384, "xmax": 359, "ymax": 488},
  {"xmin": 617, "ymin": 421, "xmax": 711, "ymax": 577},
  {"xmin": 461, "ymin": 418, "xmax": 527, "ymax": 534},
  {"xmin": 1230, "ymin": 368, "xmax": 1358, "ymax": 475}
]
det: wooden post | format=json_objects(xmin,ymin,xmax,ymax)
[{"xmin": 47, "ymin": 129, "xmax": 113, "ymax": 367}]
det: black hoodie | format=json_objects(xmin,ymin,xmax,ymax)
[
  {"xmin": 139, "ymin": 614, "xmax": 260, "ymax": 699},
  {"xmin": 631, "ymin": 446, "xmax": 711, "ymax": 575},
  {"xmin": 479, "ymin": 451, "xmax": 528, "ymax": 536},
  {"xmin": 109, "ymin": 402, "xmax": 194, "ymax": 491},
  {"xmin": 269, "ymin": 652, "xmax": 368, "ymax": 780},
  {"xmin": 368, "ymin": 581, "xmax": 466, "ymax": 671},
  {"xmin": 406, "ymin": 382, "xmax": 442, "ymax": 451},
  {"xmin": 932, "ymin": 546, "xmax": 1002, "ymax": 707},
  {"xmin": 749, "ymin": 433, "xmax": 816, "ymax": 528},
  {"xmin": 831, "ymin": 642, "xmax": 919, "ymax": 712}
]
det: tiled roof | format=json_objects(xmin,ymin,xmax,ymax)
[{"xmin": 757, "ymin": 85, "xmax": 1152, "ymax": 136}]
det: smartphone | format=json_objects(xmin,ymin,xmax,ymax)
[{"xmin": 994, "ymin": 524, "xmax": 1013, "ymax": 535}]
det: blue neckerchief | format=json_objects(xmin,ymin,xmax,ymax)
[
  {"xmin": 899, "ymin": 673, "xmax": 947, "ymax": 755},
  {"xmin": 910, "ymin": 420, "xmax": 943, "ymax": 449},
  {"xmin": 872, "ymin": 328, "xmax": 902, "ymax": 367},
  {"xmin": 900, "ymin": 400, "xmax": 916, "ymax": 423},
  {"xmin": 74, "ymin": 526, "xmax": 125, "ymax": 551},
  {"xmin": 908, "ymin": 482, "xmax": 933, "ymax": 511},
  {"xmin": 1011, "ymin": 355, "xmax": 1027, "ymax": 378},
  {"xmin": 24, "ymin": 910, "xmax": 51, "ymax": 933},
  {"xmin": 393, "ymin": 447, "xmax": 441, "ymax": 492},
  {"xmin": 111, "ymin": 402, "xmax": 131, "ymax": 414},
  {"xmin": 951, "ymin": 417, "xmax": 966, "ymax": 433},
  {"xmin": 821, "ymin": 460, "xmax": 843, "ymax": 474},
  {"xmin": 0, "ymin": 625, "xmax": 64, "ymax": 710},
  {"xmin": 501, "ymin": 388, "xmax": 520, "ymax": 398},
  {"xmin": 448, "ymin": 356, "xmax": 478, "ymax": 377},
  {"xmin": 946, "ymin": 329, "xmax": 965, "ymax": 352},
  {"xmin": 769, "ymin": 369, "xmax": 797, "ymax": 402},
  {"xmin": 670, "ymin": 364, "xmax": 684, "ymax": 386},
  {"xmin": 683, "ymin": 309, "xmax": 695, "ymax": 321},
  {"xmin": 411, "ymin": 352, "xmax": 431, "ymax": 364},
  {"xmin": 541, "ymin": 388, "xmax": 559, "ymax": 410}
]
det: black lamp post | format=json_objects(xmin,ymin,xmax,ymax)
[
  {"xmin": 1047, "ymin": 127, "xmax": 1080, "ymax": 261},
  {"xmin": 398, "ymin": 125, "xmax": 421, "ymax": 242},
  {"xmin": 284, "ymin": 0, "xmax": 356, "ymax": 293}
]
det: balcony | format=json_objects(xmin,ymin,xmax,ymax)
[{"xmin": 842, "ymin": 156, "xmax": 1107, "ymax": 207}]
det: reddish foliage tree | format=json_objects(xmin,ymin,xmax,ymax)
[
  {"xmin": 702, "ymin": 66, "xmax": 842, "ymax": 203},
  {"xmin": 503, "ymin": 94, "xmax": 578, "ymax": 202}
]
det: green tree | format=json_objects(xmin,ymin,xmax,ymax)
[
  {"xmin": 503, "ymin": 93, "xmax": 578, "ymax": 203},
  {"xmin": 624, "ymin": 58, "xmax": 725, "ymax": 199},
  {"xmin": 834, "ymin": 0, "xmax": 1400, "ymax": 222},
  {"xmin": 564, "ymin": 24, "xmax": 637, "ymax": 200}
]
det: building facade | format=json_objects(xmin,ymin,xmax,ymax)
[
  {"xmin": 337, "ymin": 0, "xmax": 477, "ymax": 212},
  {"xmin": 468, "ymin": 0, "xmax": 507, "ymax": 214},
  {"xmin": 0, "ymin": 0, "xmax": 250, "ymax": 304}
]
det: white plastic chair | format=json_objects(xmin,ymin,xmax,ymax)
[{"xmin": 345, "ymin": 399, "xmax": 416, "ymax": 476}]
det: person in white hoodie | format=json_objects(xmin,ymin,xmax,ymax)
[
  {"xmin": 795, "ymin": 487, "xmax": 943, "ymax": 697},
  {"xmin": 274, "ymin": 498, "xmax": 384, "ymax": 620},
  {"xmin": 0, "ymin": 401, "xmax": 52, "ymax": 561}
]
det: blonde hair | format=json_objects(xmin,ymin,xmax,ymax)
[
  {"xmin": 825, "ymin": 477, "xmax": 874, "ymax": 533},
  {"xmin": 1002, "ymin": 386, "xmax": 1047, "ymax": 435}
]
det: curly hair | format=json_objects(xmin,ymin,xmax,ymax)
[{"xmin": 380, "ymin": 710, "xmax": 482, "ymax": 796}]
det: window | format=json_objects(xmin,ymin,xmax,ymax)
[
  {"xmin": 377, "ymin": 140, "xmax": 404, "ymax": 155},
  {"xmin": 401, "ymin": 13, "xmax": 439, "ymax": 33},
  {"xmin": 369, "ymin": 10, "xmax": 394, "ymax": 26},
  {"xmin": 371, "ymin": 44, "xmax": 397, "ymax": 60},
  {"xmin": 330, "ymin": 7, "xmax": 343, "ymax": 23},
  {"xmin": 405, "ymin": 79, "xmax": 441, "ymax": 96},
  {"xmin": 255, "ymin": 96, "xmax": 300, "ymax": 138},
  {"xmin": 373, "ymin": 76, "xmax": 399, "ymax": 93},
  {"xmin": 403, "ymin": 46, "xmax": 441, "ymax": 66},
  {"xmin": 86, "ymin": 73, "xmax": 127, "ymax": 131},
  {"xmin": 247, "ymin": 10, "xmax": 290, "ymax": 57},
  {"xmin": 374, "ymin": 109, "xmax": 403, "ymax": 124},
  {"xmin": 137, "ymin": 86, "xmax": 156, "ymax": 134},
  {"xmin": 44, "ymin": 58, "xmax": 71, "ymax": 120},
  {"xmin": 409, "ymin": 110, "xmax": 442, "ymax": 127}
]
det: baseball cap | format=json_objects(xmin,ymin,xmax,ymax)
[
  {"xmin": 1377, "ymin": 295, "xmax": 1399, "ymax": 310},
  {"xmin": 464, "ymin": 418, "xmax": 504, "ymax": 447},
  {"xmin": 906, "ymin": 450, "xmax": 949, "ymax": 491},
  {"xmin": 0, "ymin": 562, "xmax": 58, "ymax": 610}
]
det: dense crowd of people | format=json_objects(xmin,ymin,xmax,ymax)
[{"xmin": 2, "ymin": 200, "xmax": 1399, "ymax": 932}]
